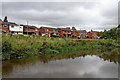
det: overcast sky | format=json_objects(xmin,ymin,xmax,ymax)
[{"xmin": 0, "ymin": 0, "xmax": 119, "ymax": 31}]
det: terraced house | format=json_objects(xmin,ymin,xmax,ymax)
[
  {"xmin": 20, "ymin": 24, "xmax": 39, "ymax": 35},
  {"xmin": 72, "ymin": 30, "xmax": 80, "ymax": 38},
  {"xmin": 57, "ymin": 27, "xmax": 72, "ymax": 38},
  {"xmin": 87, "ymin": 31, "xmax": 98, "ymax": 39},
  {"xmin": 0, "ymin": 21, "xmax": 99, "ymax": 39},
  {"xmin": 91, "ymin": 31, "xmax": 98, "ymax": 39},
  {"xmin": 38, "ymin": 27, "xmax": 59, "ymax": 37},
  {"xmin": 0, "ymin": 21, "xmax": 17, "ymax": 33},
  {"xmin": 78, "ymin": 30, "xmax": 87, "ymax": 39}
]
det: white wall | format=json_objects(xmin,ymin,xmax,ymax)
[{"xmin": 9, "ymin": 25, "xmax": 23, "ymax": 32}]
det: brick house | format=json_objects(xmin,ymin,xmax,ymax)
[
  {"xmin": 72, "ymin": 30, "xmax": 80, "ymax": 38},
  {"xmin": 39, "ymin": 27, "xmax": 59, "ymax": 37},
  {"xmin": 20, "ymin": 24, "xmax": 39, "ymax": 35},
  {"xmin": 0, "ymin": 21, "xmax": 18, "ymax": 33},
  {"xmin": 91, "ymin": 31, "xmax": 98, "ymax": 39},
  {"xmin": 87, "ymin": 32, "xmax": 93, "ymax": 39},
  {"xmin": 87, "ymin": 31, "xmax": 98, "ymax": 39},
  {"xmin": 78, "ymin": 30, "xmax": 87, "ymax": 39},
  {"xmin": 57, "ymin": 28, "xmax": 72, "ymax": 38}
]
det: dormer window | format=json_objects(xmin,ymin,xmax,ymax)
[{"xmin": 4, "ymin": 25, "xmax": 7, "ymax": 27}]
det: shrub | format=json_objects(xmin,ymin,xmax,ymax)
[
  {"xmin": 2, "ymin": 41, "xmax": 12, "ymax": 53},
  {"xmin": 52, "ymin": 35, "xmax": 60, "ymax": 38}
]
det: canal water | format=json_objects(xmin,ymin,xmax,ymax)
[{"xmin": 2, "ymin": 55, "xmax": 118, "ymax": 78}]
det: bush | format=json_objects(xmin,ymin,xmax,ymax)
[
  {"xmin": 2, "ymin": 41, "xmax": 12, "ymax": 53},
  {"xmin": 52, "ymin": 35, "xmax": 60, "ymax": 38}
]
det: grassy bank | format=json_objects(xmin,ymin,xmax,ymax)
[{"xmin": 1, "ymin": 33, "xmax": 120, "ymax": 60}]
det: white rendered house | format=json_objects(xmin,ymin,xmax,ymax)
[{"xmin": 9, "ymin": 25, "xmax": 23, "ymax": 35}]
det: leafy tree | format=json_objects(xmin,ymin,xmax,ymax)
[
  {"xmin": 72, "ymin": 26, "xmax": 76, "ymax": 31},
  {"xmin": 100, "ymin": 27, "xmax": 118, "ymax": 39},
  {"xmin": 0, "ymin": 18, "xmax": 2, "ymax": 21},
  {"xmin": 104, "ymin": 29, "xmax": 106, "ymax": 32},
  {"xmin": 3, "ymin": 16, "xmax": 8, "ymax": 22},
  {"xmin": 118, "ymin": 24, "xmax": 120, "ymax": 28},
  {"xmin": 117, "ymin": 28, "xmax": 120, "ymax": 38},
  {"xmin": 91, "ymin": 29, "xmax": 93, "ymax": 32}
]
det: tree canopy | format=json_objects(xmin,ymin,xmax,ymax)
[
  {"xmin": 100, "ymin": 27, "xmax": 120, "ymax": 39},
  {"xmin": 3, "ymin": 16, "xmax": 8, "ymax": 22},
  {"xmin": 0, "ymin": 18, "xmax": 2, "ymax": 21},
  {"xmin": 72, "ymin": 26, "xmax": 76, "ymax": 31}
]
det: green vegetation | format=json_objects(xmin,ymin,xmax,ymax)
[
  {"xmin": 2, "ymin": 33, "xmax": 120, "ymax": 61},
  {"xmin": 3, "ymin": 16, "xmax": 8, "ymax": 22},
  {"xmin": 99, "ymin": 26, "xmax": 120, "ymax": 39},
  {"xmin": 0, "ymin": 18, "xmax": 2, "ymax": 21},
  {"xmin": 52, "ymin": 34, "xmax": 60, "ymax": 38}
]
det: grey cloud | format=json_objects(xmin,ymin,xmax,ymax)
[{"xmin": 1, "ymin": 1, "xmax": 118, "ymax": 31}]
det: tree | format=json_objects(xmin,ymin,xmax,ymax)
[
  {"xmin": 118, "ymin": 24, "xmax": 120, "ymax": 28},
  {"xmin": 72, "ymin": 26, "xmax": 76, "ymax": 31},
  {"xmin": 91, "ymin": 29, "xmax": 93, "ymax": 32},
  {"xmin": 0, "ymin": 18, "xmax": 2, "ymax": 21},
  {"xmin": 117, "ymin": 28, "xmax": 120, "ymax": 38},
  {"xmin": 3, "ymin": 16, "xmax": 8, "ymax": 22},
  {"xmin": 104, "ymin": 29, "xmax": 106, "ymax": 32}
]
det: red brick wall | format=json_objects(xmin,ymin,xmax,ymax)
[
  {"xmin": 39, "ymin": 27, "xmax": 58, "ymax": 37},
  {"xmin": 58, "ymin": 29, "xmax": 71, "ymax": 38},
  {"xmin": 0, "ymin": 24, "xmax": 10, "ymax": 33},
  {"xmin": 72, "ymin": 31, "xmax": 80, "ymax": 38},
  {"xmin": 87, "ymin": 32, "xmax": 98, "ymax": 39},
  {"xmin": 23, "ymin": 27, "xmax": 36, "ymax": 32}
]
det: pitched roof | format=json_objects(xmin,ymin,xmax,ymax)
[
  {"xmin": 77, "ymin": 30, "xmax": 87, "ymax": 32},
  {"xmin": 57, "ymin": 28, "xmax": 71, "ymax": 31},
  {"xmin": 40, "ymin": 27, "xmax": 57, "ymax": 30},
  {"xmin": 0, "ymin": 21, "xmax": 18, "ymax": 26},
  {"xmin": 20, "ymin": 24, "xmax": 38, "ymax": 29}
]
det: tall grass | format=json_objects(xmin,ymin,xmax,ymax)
[{"xmin": 2, "ymin": 33, "xmax": 120, "ymax": 60}]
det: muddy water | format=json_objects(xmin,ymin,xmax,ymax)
[{"xmin": 2, "ymin": 55, "xmax": 118, "ymax": 78}]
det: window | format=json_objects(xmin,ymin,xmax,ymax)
[
  {"xmin": 27, "ymin": 28, "xmax": 29, "ymax": 30},
  {"xmin": 35, "ymin": 28, "xmax": 38, "ymax": 31},
  {"xmin": 46, "ymin": 29, "xmax": 48, "ymax": 31},
  {"xmin": 4, "ymin": 25, "xmax": 7, "ymax": 27},
  {"xmin": 11, "ymin": 25, "xmax": 14, "ymax": 28}
]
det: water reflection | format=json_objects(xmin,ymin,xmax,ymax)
[{"xmin": 2, "ymin": 55, "xmax": 118, "ymax": 78}]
